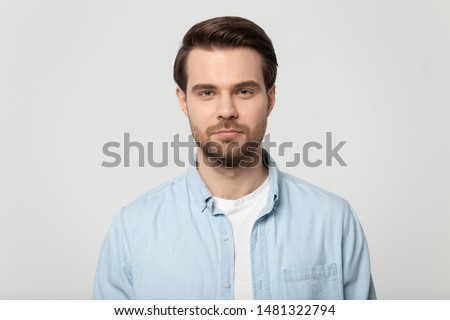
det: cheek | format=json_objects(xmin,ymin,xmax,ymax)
[
  {"xmin": 186, "ymin": 99, "xmax": 216, "ymax": 120},
  {"xmin": 241, "ymin": 104, "xmax": 270, "ymax": 124},
  {"xmin": 241, "ymin": 95, "xmax": 269, "ymax": 113},
  {"xmin": 188, "ymin": 110, "xmax": 213, "ymax": 128}
]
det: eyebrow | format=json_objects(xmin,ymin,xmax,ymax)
[
  {"xmin": 191, "ymin": 84, "xmax": 217, "ymax": 93},
  {"xmin": 191, "ymin": 80, "xmax": 262, "ymax": 93},
  {"xmin": 234, "ymin": 81, "xmax": 261, "ymax": 89}
]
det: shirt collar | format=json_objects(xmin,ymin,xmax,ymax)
[{"xmin": 186, "ymin": 149, "xmax": 280, "ymax": 213}]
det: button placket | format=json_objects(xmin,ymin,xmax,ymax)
[{"xmin": 216, "ymin": 214, "xmax": 234, "ymax": 299}]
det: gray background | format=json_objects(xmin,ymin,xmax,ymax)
[{"xmin": 1, "ymin": 0, "xmax": 449, "ymax": 299}]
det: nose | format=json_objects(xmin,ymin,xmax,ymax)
[{"xmin": 217, "ymin": 95, "xmax": 238, "ymax": 120}]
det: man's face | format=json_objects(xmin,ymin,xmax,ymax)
[{"xmin": 176, "ymin": 47, "xmax": 276, "ymax": 167}]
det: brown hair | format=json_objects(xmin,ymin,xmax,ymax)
[{"xmin": 173, "ymin": 16, "xmax": 278, "ymax": 93}]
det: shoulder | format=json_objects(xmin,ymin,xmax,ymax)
[
  {"xmin": 276, "ymin": 170, "xmax": 352, "ymax": 221},
  {"xmin": 119, "ymin": 172, "xmax": 188, "ymax": 223},
  {"xmin": 280, "ymin": 171, "xmax": 347, "ymax": 204}
]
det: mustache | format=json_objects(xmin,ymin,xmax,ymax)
[{"xmin": 206, "ymin": 120, "xmax": 250, "ymax": 136}]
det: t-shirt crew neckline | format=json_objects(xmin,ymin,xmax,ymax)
[{"xmin": 212, "ymin": 176, "xmax": 270, "ymax": 213}]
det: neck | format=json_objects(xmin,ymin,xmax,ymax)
[{"xmin": 197, "ymin": 147, "xmax": 268, "ymax": 200}]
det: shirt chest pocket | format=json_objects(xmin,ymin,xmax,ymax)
[{"xmin": 283, "ymin": 263, "xmax": 340, "ymax": 300}]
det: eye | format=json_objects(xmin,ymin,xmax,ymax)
[
  {"xmin": 236, "ymin": 88, "xmax": 254, "ymax": 97},
  {"xmin": 199, "ymin": 90, "xmax": 213, "ymax": 97}
]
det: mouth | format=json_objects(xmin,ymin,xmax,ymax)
[{"xmin": 213, "ymin": 129, "xmax": 243, "ymax": 139}]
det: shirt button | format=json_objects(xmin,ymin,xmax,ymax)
[
  {"xmin": 224, "ymin": 282, "xmax": 230, "ymax": 289},
  {"xmin": 221, "ymin": 235, "xmax": 229, "ymax": 241}
]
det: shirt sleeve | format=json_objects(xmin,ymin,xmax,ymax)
[
  {"xmin": 93, "ymin": 210, "xmax": 133, "ymax": 299},
  {"xmin": 342, "ymin": 202, "xmax": 377, "ymax": 299}
]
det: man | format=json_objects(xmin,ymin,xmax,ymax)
[{"xmin": 94, "ymin": 16, "xmax": 376, "ymax": 300}]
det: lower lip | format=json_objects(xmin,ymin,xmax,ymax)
[{"xmin": 214, "ymin": 131, "xmax": 242, "ymax": 139}]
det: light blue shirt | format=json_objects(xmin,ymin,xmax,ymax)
[{"xmin": 94, "ymin": 152, "xmax": 376, "ymax": 299}]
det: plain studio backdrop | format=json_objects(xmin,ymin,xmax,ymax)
[{"xmin": 1, "ymin": 0, "xmax": 449, "ymax": 299}]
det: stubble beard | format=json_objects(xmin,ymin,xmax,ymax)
[{"xmin": 191, "ymin": 119, "xmax": 267, "ymax": 169}]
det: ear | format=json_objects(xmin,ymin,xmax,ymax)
[
  {"xmin": 176, "ymin": 87, "xmax": 189, "ymax": 117},
  {"xmin": 267, "ymin": 84, "xmax": 276, "ymax": 115}
]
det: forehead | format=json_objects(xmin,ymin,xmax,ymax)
[{"xmin": 185, "ymin": 47, "xmax": 264, "ymax": 89}]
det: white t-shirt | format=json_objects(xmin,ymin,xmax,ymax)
[{"xmin": 212, "ymin": 177, "xmax": 270, "ymax": 300}]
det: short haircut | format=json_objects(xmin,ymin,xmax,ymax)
[{"xmin": 173, "ymin": 16, "xmax": 278, "ymax": 93}]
